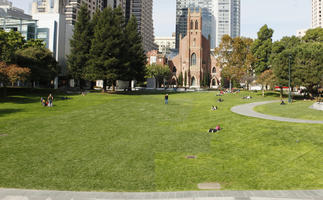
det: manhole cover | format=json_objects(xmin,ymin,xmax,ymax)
[
  {"xmin": 198, "ymin": 182, "xmax": 221, "ymax": 190},
  {"xmin": 186, "ymin": 155, "xmax": 197, "ymax": 159}
]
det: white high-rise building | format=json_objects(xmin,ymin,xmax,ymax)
[
  {"xmin": 175, "ymin": 0, "xmax": 240, "ymax": 49},
  {"xmin": 31, "ymin": 0, "xmax": 104, "ymax": 76},
  {"xmin": 312, "ymin": 0, "xmax": 322, "ymax": 28}
]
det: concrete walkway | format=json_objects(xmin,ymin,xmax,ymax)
[
  {"xmin": 231, "ymin": 100, "xmax": 323, "ymax": 124},
  {"xmin": 0, "ymin": 188, "xmax": 323, "ymax": 200}
]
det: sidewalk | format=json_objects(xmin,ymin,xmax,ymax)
[{"xmin": 1, "ymin": 188, "xmax": 323, "ymax": 200}]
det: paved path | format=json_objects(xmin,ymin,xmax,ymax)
[
  {"xmin": 231, "ymin": 100, "xmax": 323, "ymax": 124},
  {"xmin": 0, "ymin": 188, "xmax": 323, "ymax": 200}
]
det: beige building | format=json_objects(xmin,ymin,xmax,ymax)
[
  {"xmin": 155, "ymin": 34, "xmax": 176, "ymax": 55},
  {"xmin": 296, "ymin": 29, "xmax": 308, "ymax": 38},
  {"xmin": 312, "ymin": 0, "xmax": 322, "ymax": 28},
  {"xmin": 32, "ymin": 0, "xmax": 104, "ymax": 25}
]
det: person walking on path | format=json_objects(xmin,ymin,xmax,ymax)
[
  {"xmin": 165, "ymin": 94, "xmax": 168, "ymax": 104},
  {"xmin": 48, "ymin": 93, "xmax": 54, "ymax": 107}
]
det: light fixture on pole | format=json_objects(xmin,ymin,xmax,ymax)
[{"xmin": 288, "ymin": 54, "xmax": 292, "ymax": 104}]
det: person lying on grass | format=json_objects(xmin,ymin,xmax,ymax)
[{"xmin": 211, "ymin": 105, "xmax": 218, "ymax": 111}]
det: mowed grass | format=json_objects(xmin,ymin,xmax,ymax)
[
  {"xmin": 0, "ymin": 91, "xmax": 322, "ymax": 192},
  {"xmin": 254, "ymin": 100, "xmax": 323, "ymax": 121}
]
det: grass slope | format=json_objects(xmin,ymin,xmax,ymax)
[{"xmin": 0, "ymin": 91, "xmax": 322, "ymax": 191}]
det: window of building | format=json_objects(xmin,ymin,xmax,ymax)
[
  {"xmin": 191, "ymin": 53, "xmax": 196, "ymax": 66},
  {"xmin": 195, "ymin": 20, "xmax": 198, "ymax": 29},
  {"xmin": 190, "ymin": 20, "xmax": 193, "ymax": 29}
]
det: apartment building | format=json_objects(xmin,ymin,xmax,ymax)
[{"xmin": 312, "ymin": 0, "xmax": 322, "ymax": 28}]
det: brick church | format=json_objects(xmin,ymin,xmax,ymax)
[{"xmin": 169, "ymin": 9, "xmax": 221, "ymax": 88}]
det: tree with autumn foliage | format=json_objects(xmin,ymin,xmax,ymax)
[
  {"xmin": 257, "ymin": 69, "xmax": 276, "ymax": 97},
  {"xmin": 6, "ymin": 64, "xmax": 30, "ymax": 86},
  {"xmin": 215, "ymin": 35, "xmax": 255, "ymax": 91}
]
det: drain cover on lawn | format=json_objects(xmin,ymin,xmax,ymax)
[
  {"xmin": 186, "ymin": 155, "xmax": 197, "ymax": 159},
  {"xmin": 198, "ymin": 182, "xmax": 221, "ymax": 190}
]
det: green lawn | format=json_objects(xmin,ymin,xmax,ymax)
[
  {"xmin": 254, "ymin": 101, "xmax": 323, "ymax": 121},
  {"xmin": 0, "ymin": 91, "xmax": 322, "ymax": 192}
]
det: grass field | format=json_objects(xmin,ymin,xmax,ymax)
[
  {"xmin": 0, "ymin": 90, "xmax": 322, "ymax": 192},
  {"xmin": 254, "ymin": 100, "xmax": 323, "ymax": 121}
]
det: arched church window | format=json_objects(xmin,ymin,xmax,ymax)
[
  {"xmin": 195, "ymin": 20, "xmax": 198, "ymax": 29},
  {"xmin": 190, "ymin": 20, "xmax": 193, "ymax": 29},
  {"xmin": 191, "ymin": 53, "xmax": 196, "ymax": 66},
  {"xmin": 173, "ymin": 66, "xmax": 177, "ymax": 73},
  {"xmin": 212, "ymin": 67, "xmax": 216, "ymax": 73}
]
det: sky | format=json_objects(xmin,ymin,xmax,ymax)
[{"xmin": 12, "ymin": 0, "xmax": 311, "ymax": 41}]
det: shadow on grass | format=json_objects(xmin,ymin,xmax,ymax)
[
  {"xmin": 255, "ymin": 91, "xmax": 281, "ymax": 98},
  {"xmin": 0, "ymin": 108, "xmax": 24, "ymax": 117},
  {"xmin": 0, "ymin": 96, "xmax": 39, "ymax": 104},
  {"xmin": 110, "ymin": 90, "xmax": 199, "ymax": 96}
]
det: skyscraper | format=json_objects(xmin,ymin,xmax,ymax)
[
  {"xmin": 312, "ymin": 0, "xmax": 322, "ymax": 28},
  {"xmin": 175, "ymin": 0, "xmax": 240, "ymax": 49},
  {"xmin": 105, "ymin": 0, "xmax": 155, "ymax": 52}
]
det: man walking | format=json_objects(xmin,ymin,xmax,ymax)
[{"xmin": 165, "ymin": 94, "xmax": 168, "ymax": 104}]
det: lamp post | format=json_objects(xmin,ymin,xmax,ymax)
[{"xmin": 288, "ymin": 55, "xmax": 292, "ymax": 104}]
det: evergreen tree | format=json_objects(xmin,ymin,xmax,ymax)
[
  {"xmin": 122, "ymin": 15, "xmax": 146, "ymax": 86},
  {"xmin": 178, "ymin": 72, "xmax": 183, "ymax": 86},
  {"xmin": 251, "ymin": 25, "xmax": 274, "ymax": 75},
  {"xmin": 67, "ymin": 4, "xmax": 92, "ymax": 88},
  {"xmin": 86, "ymin": 6, "xmax": 124, "ymax": 90}
]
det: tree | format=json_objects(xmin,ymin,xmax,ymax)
[
  {"xmin": 22, "ymin": 39, "xmax": 45, "ymax": 49},
  {"xmin": 0, "ymin": 62, "xmax": 8, "ymax": 85},
  {"xmin": 67, "ymin": 3, "xmax": 92, "ymax": 88},
  {"xmin": 293, "ymin": 43, "xmax": 323, "ymax": 97},
  {"xmin": 0, "ymin": 30, "xmax": 25, "ymax": 63},
  {"xmin": 178, "ymin": 72, "xmax": 183, "ymax": 87},
  {"xmin": 86, "ymin": 6, "xmax": 124, "ymax": 90},
  {"xmin": 146, "ymin": 64, "xmax": 171, "ymax": 88},
  {"xmin": 270, "ymin": 36, "xmax": 301, "ymax": 98},
  {"xmin": 271, "ymin": 50, "xmax": 296, "ymax": 98},
  {"xmin": 15, "ymin": 47, "xmax": 59, "ymax": 84},
  {"xmin": 121, "ymin": 15, "xmax": 147, "ymax": 86},
  {"xmin": 302, "ymin": 28, "xmax": 323, "ymax": 43},
  {"xmin": 6, "ymin": 64, "xmax": 30, "ymax": 86},
  {"xmin": 215, "ymin": 35, "xmax": 254, "ymax": 91},
  {"xmin": 251, "ymin": 25, "xmax": 274, "ymax": 75},
  {"xmin": 184, "ymin": 71, "xmax": 187, "ymax": 87},
  {"xmin": 257, "ymin": 69, "xmax": 276, "ymax": 97}
]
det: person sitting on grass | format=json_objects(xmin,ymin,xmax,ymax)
[
  {"xmin": 215, "ymin": 125, "xmax": 221, "ymax": 131},
  {"xmin": 40, "ymin": 97, "xmax": 46, "ymax": 106},
  {"xmin": 280, "ymin": 100, "xmax": 286, "ymax": 105},
  {"xmin": 218, "ymin": 98, "xmax": 224, "ymax": 102}
]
